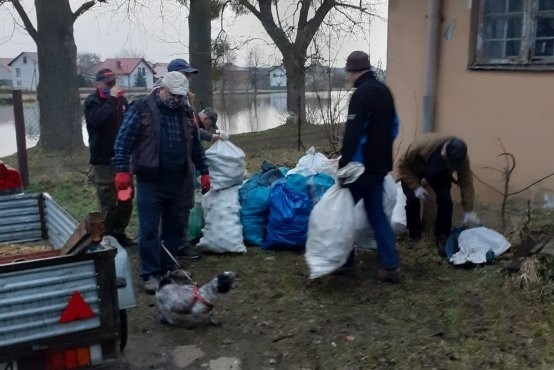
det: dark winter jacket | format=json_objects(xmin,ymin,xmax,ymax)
[
  {"xmin": 339, "ymin": 70, "xmax": 398, "ymax": 174},
  {"xmin": 84, "ymin": 91, "xmax": 129, "ymax": 165}
]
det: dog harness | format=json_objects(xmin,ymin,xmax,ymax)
[{"xmin": 193, "ymin": 284, "xmax": 214, "ymax": 310}]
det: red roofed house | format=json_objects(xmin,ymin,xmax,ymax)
[{"xmin": 90, "ymin": 58, "xmax": 155, "ymax": 89}]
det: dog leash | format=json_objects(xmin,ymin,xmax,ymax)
[
  {"xmin": 161, "ymin": 242, "xmax": 214, "ymax": 309},
  {"xmin": 161, "ymin": 242, "xmax": 195, "ymax": 285}
]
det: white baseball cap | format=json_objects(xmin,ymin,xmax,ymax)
[{"xmin": 161, "ymin": 71, "xmax": 189, "ymax": 96}]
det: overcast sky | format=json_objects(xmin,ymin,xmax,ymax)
[{"xmin": 0, "ymin": 1, "xmax": 388, "ymax": 68}]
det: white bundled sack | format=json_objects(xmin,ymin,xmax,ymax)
[
  {"xmin": 197, "ymin": 186, "xmax": 246, "ymax": 254},
  {"xmin": 287, "ymin": 146, "xmax": 338, "ymax": 176},
  {"xmin": 205, "ymin": 138, "xmax": 246, "ymax": 190},
  {"xmin": 305, "ymin": 163, "xmax": 363, "ymax": 279},
  {"xmin": 354, "ymin": 174, "xmax": 397, "ymax": 250},
  {"xmin": 450, "ymin": 227, "xmax": 510, "ymax": 265},
  {"xmin": 391, "ymin": 181, "xmax": 407, "ymax": 234}
]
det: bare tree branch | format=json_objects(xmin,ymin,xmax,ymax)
[
  {"xmin": 9, "ymin": 0, "xmax": 37, "ymax": 42},
  {"xmin": 73, "ymin": 1, "xmax": 96, "ymax": 22}
]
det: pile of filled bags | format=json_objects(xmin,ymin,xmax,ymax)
[{"xmin": 193, "ymin": 144, "xmax": 409, "ymax": 259}]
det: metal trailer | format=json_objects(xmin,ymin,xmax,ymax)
[{"xmin": 0, "ymin": 193, "xmax": 136, "ymax": 369}]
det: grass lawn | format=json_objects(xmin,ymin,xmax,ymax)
[{"xmin": 1, "ymin": 124, "xmax": 553, "ymax": 369}]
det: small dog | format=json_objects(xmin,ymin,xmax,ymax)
[{"xmin": 155, "ymin": 271, "xmax": 236, "ymax": 326}]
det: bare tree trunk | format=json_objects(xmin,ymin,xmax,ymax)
[
  {"xmin": 284, "ymin": 56, "xmax": 306, "ymax": 124},
  {"xmin": 189, "ymin": 0, "xmax": 213, "ymax": 110},
  {"xmin": 35, "ymin": 0, "xmax": 83, "ymax": 152}
]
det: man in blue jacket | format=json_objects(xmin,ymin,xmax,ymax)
[
  {"xmin": 112, "ymin": 72, "xmax": 211, "ymax": 294},
  {"xmin": 338, "ymin": 51, "xmax": 402, "ymax": 283}
]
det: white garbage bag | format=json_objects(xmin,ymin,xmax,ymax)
[
  {"xmin": 354, "ymin": 174, "xmax": 397, "ymax": 250},
  {"xmin": 205, "ymin": 139, "xmax": 246, "ymax": 191},
  {"xmin": 305, "ymin": 185, "xmax": 356, "ymax": 279},
  {"xmin": 287, "ymin": 146, "xmax": 338, "ymax": 176},
  {"xmin": 305, "ymin": 162, "xmax": 363, "ymax": 279},
  {"xmin": 197, "ymin": 186, "xmax": 246, "ymax": 254},
  {"xmin": 391, "ymin": 181, "xmax": 407, "ymax": 234},
  {"xmin": 450, "ymin": 227, "xmax": 510, "ymax": 265}
]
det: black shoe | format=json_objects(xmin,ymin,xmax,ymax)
[
  {"xmin": 175, "ymin": 247, "xmax": 203, "ymax": 259},
  {"xmin": 330, "ymin": 266, "xmax": 356, "ymax": 277},
  {"xmin": 436, "ymin": 234, "xmax": 448, "ymax": 258},
  {"xmin": 114, "ymin": 233, "xmax": 137, "ymax": 247}
]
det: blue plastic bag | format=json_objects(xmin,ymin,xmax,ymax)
[
  {"xmin": 263, "ymin": 173, "xmax": 334, "ymax": 250},
  {"xmin": 239, "ymin": 167, "xmax": 286, "ymax": 246}
]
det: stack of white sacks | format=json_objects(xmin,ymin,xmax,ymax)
[{"xmin": 196, "ymin": 135, "xmax": 247, "ymax": 253}]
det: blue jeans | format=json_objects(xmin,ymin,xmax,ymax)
[
  {"xmin": 347, "ymin": 173, "xmax": 400, "ymax": 270},
  {"xmin": 136, "ymin": 174, "xmax": 187, "ymax": 280}
]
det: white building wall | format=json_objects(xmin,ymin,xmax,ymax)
[
  {"xmin": 11, "ymin": 55, "xmax": 39, "ymax": 90},
  {"xmin": 269, "ymin": 66, "xmax": 286, "ymax": 88},
  {"xmin": 129, "ymin": 61, "xmax": 154, "ymax": 89}
]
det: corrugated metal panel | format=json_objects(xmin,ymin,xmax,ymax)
[
  {"xmin": 42, "ymin": 194, "xmax": 78, "ymax": 249},
  {"xmin": 0, "ymin": 260, "xmax": 100, "ymax": 347},
  {"xmin": 0, "ymin": 193, "xmax": 41, "ymax": 244}
]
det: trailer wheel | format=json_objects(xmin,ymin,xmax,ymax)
[{"xmin": 119, "ymin": 309, "xmax": 128, "ymax": 351}]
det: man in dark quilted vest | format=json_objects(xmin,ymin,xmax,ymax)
[
  {"xmin": 337, "ymin": 50, "xmax": 403, "ymax": 283},
  {"xmin": 112, "ymin": 71, "xmax": 210, "ymax": 294}
]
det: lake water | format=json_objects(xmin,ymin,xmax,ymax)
[{"xmin": 0, "ymin": 91, "xmax": 349, "ymax": 158}]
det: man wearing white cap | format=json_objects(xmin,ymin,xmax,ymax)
[{"xmin": 112, "ymin": 71, "xmax": 211, "ymax": 294}]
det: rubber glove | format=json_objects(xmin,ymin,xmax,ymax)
[
  {"xmin": 115, "ymin": 172, "xmax": 132, "ymax": 190},
  {"xmin": 200, "ymin": 174, "xmax": 211, "ymax": 194},
  {"xmin": 462, "ymin": 211, "xmax": 481, "ymax": 226},
  {"xmin": 414, "ymin": 186, "xmax": 429, "ymax": 201}
]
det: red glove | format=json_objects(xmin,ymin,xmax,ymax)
[
  {"xmin": 115, "ymin": 172, "xmax": 132, "ymax": 190},
  {"xmin": 200, "ymin": 174, "xmax": 211, "ymax": 194}
]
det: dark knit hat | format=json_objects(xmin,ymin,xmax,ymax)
[
  {"xmin": 445, "ymin": 138, "xmax": 467, "ymax": 170},
  {"xmin": 345, "ymin": 51, "xmax": 371, "ymax": 72}
]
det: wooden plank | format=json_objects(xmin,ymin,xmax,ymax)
[{"xmin": 60, "ymin": 212, "xmax": 104, "ymax": 256}]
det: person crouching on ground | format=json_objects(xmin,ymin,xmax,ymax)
[
  {"xmin": 396, "ymin": 133, "xmax": 480, "ymax": 256},
  {"xmin": 112, "ymin": 71, "xmax": 211, "ymax": 294},
  {"xmin": 84, "ymin": 68, "xmax": 136, "ymax": 247},
  {"xmin": 336, "ymin": 50, "xmax": 403, "ymax": 283}
]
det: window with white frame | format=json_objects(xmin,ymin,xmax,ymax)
[
  {"xmin": 139, "ymin": 67, "xmax": 145, "ymax": 76},
  {"xmin": 16, "ymin": 68, "xmax": 21, "ymax": 77},
  {"xmin": 17, "ymin": 81, "xmax": 22, "ymax": 87},
  {"xmin": 472, "ymin": 0, "xmax": 554, "ymax": 68},
  {"xmin": 23, "ymin": 56, "xmax": 27, "ymax": 64}
]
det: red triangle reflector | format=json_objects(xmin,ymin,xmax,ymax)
[{"xmin": 59, "ymin": 291, "xmax": 95, "ymax": 323}]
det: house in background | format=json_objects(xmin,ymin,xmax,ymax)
[
  {"xmin": 269, "ymin": 65, "xmax": 286, "ymax": 88},
  {"xmin": 8, "ymin": 52, "xmax": 39, "ymax": 90},
  {"xmin": 0, "ymin": 58, "xmax": 12, "ymax": 87},
  {"xmin": 150, "ymin": 62, "xmax": 168, "ymax": 82},
  {"xmin": 387, "ymin": 0, "xmax": 554, "ymax": 202},
  {"xmin": 89, "ymin": 58, "xmax": 155, "ymax": 89}
]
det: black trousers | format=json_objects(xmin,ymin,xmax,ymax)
[{"xmin": 401, "ymin": 177, "xmax": 453, "ymax": 239}]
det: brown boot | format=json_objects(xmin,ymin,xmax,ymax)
[{"xmin": 377, "ymin": 266, "xmax": 404, "ymax": 284}]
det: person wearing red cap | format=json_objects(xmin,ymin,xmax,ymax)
[
  {"xmin": 84, "ymin": 68, "xmax": 135, "ymax": 247},
  {"xmin": 337, "ymin": 50, "xmax": 403, "ymax": 283},
  {"xmin": 396, "ymin": 134, "xmax": 479, "ymax": 256}
]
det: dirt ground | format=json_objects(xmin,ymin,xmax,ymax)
[{"xmin": 3, "ymin": 125, "xmax": 554, "ymax": 369}]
